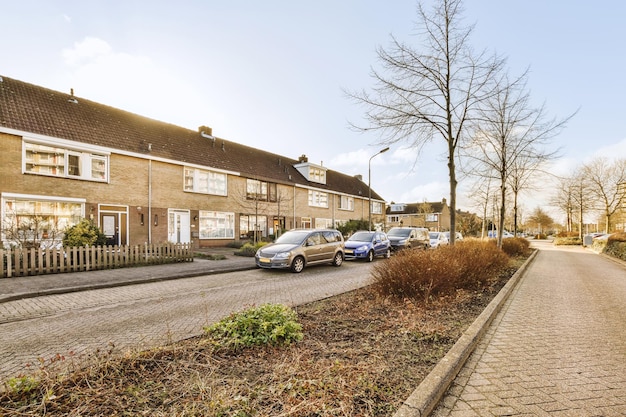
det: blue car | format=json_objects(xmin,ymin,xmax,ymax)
[{"xmin": 344, "ymin": 231, "xmax": 391, "ymax": 262}]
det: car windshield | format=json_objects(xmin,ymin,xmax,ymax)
[
  {"xmin": 429, "ymin": 232, "xmax": 439, "ymax": 239},
  {"xmin": 387, "ymin": 229, "xmax": 410, "ymax": 237},
  {"xmin": 274, "ymin": 231, "xmax": 308, "ymax": 245},
  {"xmin": 348, "ymin": 232, "xmax": 374, "ymax": 242}
]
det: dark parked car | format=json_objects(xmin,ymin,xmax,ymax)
[
  {"xmin": 386, "ymin": 227, "xmax": 430, "ymax": 251},
  {"xmin": 344, "ymin": 231, "xmax": 391, "ymax": 262},
  {"xmin": 255, "ymin": 229, "xmax": 344, "ymax": 273}
]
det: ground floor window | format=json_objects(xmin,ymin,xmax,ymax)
[
  {"xmin": 315, "ymin": 218, "xmax": 334, "ymax": 229},
  {"xmin": 1, "ymin": 193, "xmax": 84, "ymax": 247},
  {"xmin": 300, "ymin": 217, "xmax": 312, "ymax": 228},
  {"xmin": 199, "ymin": 211, "xmax": 235, "ymax": 239},
  {"xmin": 240, "ymin": 214, "xmax": 267, "ymax": 239}
]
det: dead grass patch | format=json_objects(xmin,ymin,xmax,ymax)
[{"xmin": 0, "ymin": 261, "xmax": 522, "ymax": 416}]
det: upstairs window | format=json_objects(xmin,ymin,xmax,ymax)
[
  {"xmin": 23, "ymin": 142, "xmax": 109, "ymax": 182},
  {"xmin": 246, "ymin": 179, "xmax": 277, "ymax": 202},
  {"xmin": 294, "ymin": 162, "xmax": 327, "ymax": 185},
  {"xmin": 308, "ymin": 190, "xmax": 328, "ymax": 208},
  {"xmin": 184, "ymin": 167, "xmax": 227, "ymax": 196},
  {"xmin": 390, "ymin": 204, "xmax": 406, "ymax": 212},
  {"xmin": 339, "ymin": 196, "xmax": 354, "ymax": 211}
]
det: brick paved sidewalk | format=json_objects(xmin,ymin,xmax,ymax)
[
  {"xmin": 0, "ymin": 247, "xmax": 255, "ymax": 303},
  {"xmin": 429, "ymin": 242, "xmax": 626, "ymax": 417}
]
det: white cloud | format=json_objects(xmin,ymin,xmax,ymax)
[
  {"xmin": 398, "ymin": 181, "xmax": 449, "ymax": 204},
  {"xmin": 62, "ymin": 37, "xmax": 112, "ymax": 67},
  {"xmin": 329, "ymin": 148, "xmax": 394, "ymax": 171},
  {"xmin": 59, "ymin": 37, "xmax": 210, "ymax": 131},
  {"xmin": 591, "ymin": 137, "xmax": 626, "ymax": 160}
]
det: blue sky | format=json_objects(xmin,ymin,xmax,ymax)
[{"xmin": 3, "ymin": 1, "xmax": 625, "ymax": 223}]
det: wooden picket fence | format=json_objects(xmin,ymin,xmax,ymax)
[{"xmin": 1, "ymin": 243, "xmax": 193, "ymax": 278}]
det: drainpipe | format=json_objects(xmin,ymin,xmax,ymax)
[
  {"xmin": 148, "ymin": 158, "xmax": 152, "ymax": 244},
  {"xmin": 293, "ymin": 185, "xmax": 296, "ymax": 228}
]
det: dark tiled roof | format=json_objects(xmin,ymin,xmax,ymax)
[{"xmin": 0, "ymin": 75, "xmax": 382, "ymax": 200}]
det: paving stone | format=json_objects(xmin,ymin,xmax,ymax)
[{"xmin": 433, "ymin": 242, "xmax": 626, "ymax": 416}]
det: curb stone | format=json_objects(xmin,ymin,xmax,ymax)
[{"xmin": 393, "ymin": 249, "xmax": 538, "ymax": 417}]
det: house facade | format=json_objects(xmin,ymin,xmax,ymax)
[
  {"xmin": 385, "ymin": 199, "xmax": 451, "ymax": 231},
  {"xmin": 0, "ymin": 76, "xmax": 386, "ymax": 248}
]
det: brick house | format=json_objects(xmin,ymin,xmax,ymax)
[
  {"xmin": 385, "ymin": 199, "xmax": 450, "ymax": 231},
  {"xmin": 0, "ymin": 76, "xmax": 386, "ymax": 248}
]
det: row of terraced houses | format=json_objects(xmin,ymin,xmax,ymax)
[{"xmin": 1, "ymin": 75, "xmax": 396, "ymax": 249}]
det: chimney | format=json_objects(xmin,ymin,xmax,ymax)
[
  {"xmin": 298, "ymin": 154, "xmax": 308, "ymax": 163},
  {"xmin": 199, "ymin": 125, "xmax": 214, "ymax": 139},
  {"xmin": 68, "ymin": 88, "xmax": 78, "ymax": 104},
  {"xmin": 354, "ymin": 174, "xmax": 363, "ymax": 181}
]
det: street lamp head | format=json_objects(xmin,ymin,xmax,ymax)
[{"xmin": 368, "ymin": 146, "xmax": 390, "ymax": 231}]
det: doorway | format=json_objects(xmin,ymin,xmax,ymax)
[
  {"xmin": 168, "ymin": 209, "xmax": 191, "ymax": 244},
  {"xmin": 99, "ymin": 205, "xmax": 128, "ymax": 246}
]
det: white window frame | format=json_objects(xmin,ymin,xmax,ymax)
[
  {"xmin": 371, "ymin": 201, "xmax": 383, "ymax": 214},
  {"xmin": 199, "ymin": 211, "xmax": 235, "ymax": 239},
  {"xmin": 315, "ymin": 218, "xmax": 334, "ymax": 229},
  {"xmin": 308, "ymin": 190, "xmax": 328, "ymax": 208},
  {"xmin": 23, "ymin": 141, "xmax": 109, "ymax": 182},
  {"xmin": 1, "ymin": 193, "xmax": 85, "ymax": 247},
  {"xmin": 184, "ymin": 167, "xmax": 227, "ymax": 196},
  {"xmin": 339, "ymin": 195, "xmax": 354, "ymax": 211}
]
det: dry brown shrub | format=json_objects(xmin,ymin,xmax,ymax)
[
  {"xmin": 371, "ymin": 240, "xmax": 509, "ymax": 301},
  {"xmin": 499, "ymin": 237, "xmax": 532, "ymax": 257},
  {"xmin": 608, "ymin": 232, "xmax": 626, "ymax": 243}
]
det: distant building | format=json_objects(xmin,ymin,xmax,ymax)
[{"xmin": 385, "ymin": 199, "xmax": 450, "ymax": 231}]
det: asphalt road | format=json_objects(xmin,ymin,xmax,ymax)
[{"xmin": 0, "ymin": 260, "xmax": 375, "ymax": 382}]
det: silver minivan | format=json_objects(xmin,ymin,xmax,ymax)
[
  {"xmin": 255, "ymin": 229, "xmax": 345, "ymax": 273},
  {"xmin": 387, "ymin": 227, "xmax": 430, "ymax": 251}
]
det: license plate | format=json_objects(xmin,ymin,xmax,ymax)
[
  {"xmin": 345, "ymin": 250, "xmax": 353, "ymax": 254},
  {"xmin": 259, "ymin": 257, "xmax": 271, "ymax": 263}
]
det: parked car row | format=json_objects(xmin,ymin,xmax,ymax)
[{"xmin": 255, "ymin": 227, "xmax": 466, "ymax": 273}]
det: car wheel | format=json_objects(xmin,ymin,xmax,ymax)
[
  {"xmin": 385, "ymin": 248, "xmax": 391, "ymax": 258},
  {"xmin": 366, "ymin": 250, "xmax": 374, "ymax": 262},
  {"xmin": 332, "ymin": 251, "xmax": 344, "ymax": 267},
  {"xmin": 290, "ymin": 256, "xmax": 305, "ymax": 273}
]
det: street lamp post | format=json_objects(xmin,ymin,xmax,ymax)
[{"xmin": 368, "ymin": 147, "xmax": 390, "ymax": 231}]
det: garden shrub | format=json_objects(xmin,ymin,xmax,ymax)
[
  {"xmin": 500, "ymin": 237, "xmax": 532, "ymax": 256},
  {"xmin": 204, "ymin": 303, "xmax": 303, "ymax": 351},
  {"xmin": 371, "ymin": 239, "xmax": 509, "ymax": 301},
  {"xmin": 234, "ymin": 241, "xmax": 267, "ymax": 257},
  {"xmin": 62, "ymin": 219, "xmax": 107, "ymax": 247},
  {"xmin": 603, "ymin": 232, "xmax": 626, "ymax": 261},
  {"xmin": 556, "ymin": 231, "xmax": 579, "ymax": 238},
  {"xmin": 553, "ymin": 237, "xmax": 582, "ymax": 246},
  {"xmin": 591, "ymin": 237, "xmax": 608, "ymax": 253}
]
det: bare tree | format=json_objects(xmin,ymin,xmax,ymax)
[
  {"xmin": 2, "ymin": 210, "xmax": 62, "ymax": 249},
  {"xmin": 467, "ymin": 175, "xmax": 495, "ymax": 238},
  {"xmin": 232, "ymin": 180, "xmax": 293, "ymax": 243},
  {"xmin": 551, "ymin": 176, "xmax": 576, "ymax": 233},
  {"xmin": 347, "ymin": 0, "xmax": 504, "ymax": 245},
  {"xmin": 465, "ymin": 71, "xmax": 568, "ymax": 247},
  {"xmin": 508, "ymin": 152, "xmax": 543, "ymax": 236},
  {"xmin": 527, "ymin": 206, "xmax": 554, "ymax": 236},
  {"xmin": 582, "ymin": 157, "xmax": 626, "ymax": 233},
  {"xmin": 570, "ymin": 171, "xmax": 594, "ymax": 238}
]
